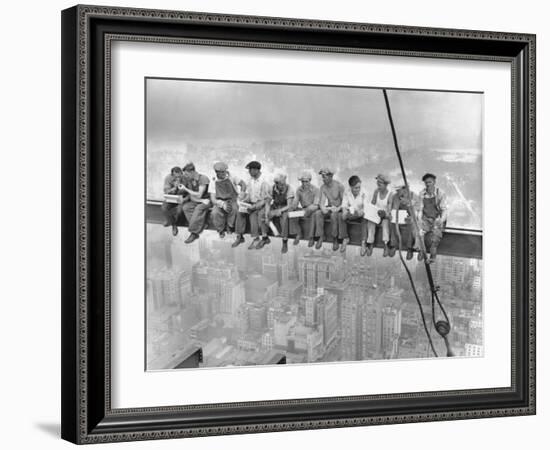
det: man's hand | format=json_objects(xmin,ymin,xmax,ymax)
[
  {"xmin": 377, "ymin": 210, "xmax": 386, "ymax": 219},
  {"xmin": 270, "ymin": 209, "xmax": 281, "ymax": 218}
]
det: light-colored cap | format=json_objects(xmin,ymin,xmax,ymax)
[
  {"xmin": 213, "ymin": 161, "xmax": 228, "ymax": 171},
  {"xmin": 375, "ymin": 174, "xmax": 390, "ymax": 184},
  {"xmin": 298, "ymin": 171, "xmax": 312, "ymax": 181},
  {"xmin": 274, "ymin": 173, "xmax": 287, "ymax": 183},
  {"xmin": 318, "ymin": 167, "xmax": 334, "ymax": 176}
]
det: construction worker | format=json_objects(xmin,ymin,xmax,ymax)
[
  {"xmin": 161, "ymin": 166, "xmax": 186, "ymax": 236},
  {"xmin": 418, "ymin": 173, "xmax": 448, "ymax": 262},
  {"xmin": 313, "ymin": 168, "xmax": 345, "ymax": 251},
  {"xmin": 388, "ymin": 185, "xmax": 420, "ymax": 260},
  {"xmin": 290, "ymin": 171, "xmax": 320, "ymax": 247},
  {"xmin": 178, "ymin": 162, "xmax": 211, "ymax": 244},
  {"xmin": 264, "ymin": 174, "xmax": 295, "ymax": 254},
  {"xmin": 365, "ymin": 174, "xmax": 392, "ymax": 257},
  {"xmin": 233, "ymin": 161, "xmax": 271, "ymax": 250},
  {"xmin": 210, "ymin": 161, "xmax": 246, "ymax": 239},
  {"xmin": 339, "ymin": 175, "xmax": 368, "ymax": 253}
]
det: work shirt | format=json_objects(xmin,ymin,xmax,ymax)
[
  {"xmin": 271, "ymin": 184, "xmax": 295, "ymax": 209},
  {"xmin": 163, "ymin": 174, "xmax": 184, "ymax": 195},
  {"xmin": 389, "ymin": 189, "xmax": 421, "ymax": 215},
  {"xmin": 371, "ymin": 188, "xmax": 391, "ymax": 212},
  {"xmin": 293, "ymin": 184, "xmax": 319, "ymax": 209},
  {"xmin": 419, "ymin": 187, "xmax": 448, "ymax": 221},
  {"xmin": 245, "ymin": 176, "xmax": 271, "ymax": 203},
  {"xmin": 182, "ymin": 172, "xmax": 210, "ymax": 199},
  {"xmin": 342, "ymin": 187, "xmax": 369, "ymax": 216},
  {"xmin": 319, "ymin": 180, "xmax": 345, "ymax": 208},
  {"xmin": 212, "ymin": 173, "xmax": 243, "ymax": 200}
]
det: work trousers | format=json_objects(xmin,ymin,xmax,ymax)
[
  {"xmin": 421, "ymin": 217, "xmax": 446, "ymax": 249},
  {"xmin": 181, "ymin": 201, "xmax": 210, "ymax": 234},
  {"xmin": 211, "ymin": 199, "xmax": 238, "ymax": 233},
  {"xmin": 236, "ymin": 207, "xmax": 268, "ymax": 238},
  {"xmin": 389, "ymin": 221, "xmax": 415, "ymax": 250},
  {"xmin": 340, "ymin": 211, "xmax": 367, "ymax": 241},
  {"xmin": 288, "ymin": 205, "xmax": 317, "ymax": 239},
  {"xmin": 263, "ymin": 211, "xmax": 290, "ymax": 238},
  {"xmin": 313, "ymin": 209, "xmax": 344, "ymax": 240},
  {"xmin": 366, "ymin": 218, "xmax": 390, "ymax": 244},
  {"xmin": 161, "ymin": 201, "xmax": 183, "ymax": 225}
]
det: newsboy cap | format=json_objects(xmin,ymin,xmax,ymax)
[
  {"xmin": 318, "ymin": 167, "xmax": 334, "ymax": 175},
  {"xmin": 245, "ymin": 161, "xmax": 262, "ymax": 170},
  {"xmin": 298, "ymin": 171, "xmax": 312, "ymax": 181},
  {"xmin": 213, "ymin": 161, "xmax": 228, "ymax": 171},
  {"xmin": 375, "ymin": 174, "xmax": 390, "ymax": 184}
]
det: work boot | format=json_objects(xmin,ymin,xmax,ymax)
[
  {"xmin": 172, "ymin": 224, "xmax": 178, "ymax": 236},
  {"xmin": 315, "ymin": 236, "xmax": 324, "ymax": 250},
  {"xmin": 256, "ymin": 237, "xmax": 271, "ymax": 249},
  {"xmin": 332, "ymin": 240, "xmax": 340, "ymax": 251},
  {"xmin": 366, "ymin": 244, "xmax": 373, "ymax": 257},
  {"xmin": 184, "ymin": 233, "xmax": 199, "ymax": 244},
  {"xmin": 163, "ymin": 220, "xmax": 171, "ymax": 227},
  {"xmin": 383, "ymin": 243, "xmax": 389, "ymax": 257},
  {"xmin": 281, "ymin": 240, "xmax": 288, "ymax": 254},
  {"xmin": 218, "ymin": 231, "xmax": 226, "ymax": 239},
  {"xmin": 388, "ymin": 245, "xmax": 396, "ymax": 257},
  {"xmin": 340, "ymin": 238, "xmax": 349, "ymax": 253},
  {"xmin": 248, "ymin": 237, "xmax": 260, "ymax": 250},
  {"xmin": 417, "ymin": 250, "xmax": 424, "ymax": 261},
  {"xmin": 406, "ymin": 249, "xmax": 414, "ymax": 260},
  {"xmin": 293, "ymin": 234, "xmax": 302, "ymax": 246},
  {"xmin": 360, "ymin": 241, "xmax": 368, "ymax": 257},
  {"xmin": 308, "ymin": 237, "xmax": 315, "ymax": 248},
  {"xmin": 231, "ymin": 235, "xmax": 245, "ymax": 248}
]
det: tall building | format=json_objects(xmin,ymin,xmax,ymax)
[
  {"xmin": 465, "ymin": 343, "xmax": 483, "ymax": 357},
  {"xmin": 249, "ymin": 304, "xmax": 267, "ymax": 331},
  {"xmin": 317, "ymin": 291, "xmax": 338, "ymax": 346},
  {"xmin": 147, "ymin": 267, "xmax": 191, "ymax": 312},
  {"xmin": 361, "ymin": 295, "xmax": 382, "ymax": 358},
  {"xmin": 341, "ymin": 286, "xmax": 363, "ymax": 361},
  {"xmin": 435, "ymin": 256, "xmax": 469, "ymax": 285},
  {"xmin": 298, "ymin": 253, "xmax": 345, "ymax": 295},
  {"xmin": 219, "ymin": 279, "xmax": 246, "ymax": 316},
  {"xmin": 381, "ymin": 306, "xmax": 402, "ymax": 358},
  {"xmin": 262, "ymin": 255, "xmax": 290, "ymax": 286}
]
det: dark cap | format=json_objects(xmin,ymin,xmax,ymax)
[
  {"xmin": 422, "ymin": 173, "xmax": 437, "ymax": 182},
  {"xmin": 245, "ymin": 161, "xmax": 261, "ymax": 170},
  {"xmin": 182, "ymin": 162, "xmax": 195, "ymax": 172}
]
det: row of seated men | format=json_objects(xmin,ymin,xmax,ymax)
[{"xmin": 161, "ymin": 160, "xmax": 448, "ymax": 262}]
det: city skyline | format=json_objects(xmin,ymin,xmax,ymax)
[{"xmin": 146, "ymin": 225, "xmax": 483, "ymax": 371}]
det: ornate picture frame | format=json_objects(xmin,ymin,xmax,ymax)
[{"xmin": 61, "ymin": 4, "xmax": 535, "ymax": 444}]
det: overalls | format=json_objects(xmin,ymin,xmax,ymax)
[
  {"xmin": 421, "ymin": 196, "xmax": 445, "ymax": 249},
  {"xmin": 180, "ymin": 175, "xmax": 211, "ymax": 235},
  {"xmin": 212, "ymin": 177, "xmax": 238, "ymax": 233}
]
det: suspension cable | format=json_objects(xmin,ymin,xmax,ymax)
[{"xmin": 382, "ymin": 89, "xmax": 454, "ymax": 357}]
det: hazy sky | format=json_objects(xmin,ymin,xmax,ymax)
[{"xmin": 146, "ymin": 78, "xmax": 482, "ymax": 148}]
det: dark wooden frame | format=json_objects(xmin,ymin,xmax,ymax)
[{"xmin": 61, "ymin": 4, "xmax": 536, "ymax": 444}]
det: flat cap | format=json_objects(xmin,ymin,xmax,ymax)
[
  {"xmin": 182, "ymin": 162, "xmax": 195, "ymax": 171},
  {"xmin": 318, "ymin": 167, "xmax": 334, "ymax": 176},
  {"xmin": 245, "ymin": 160, "xmax": 261, "ymax": 170},
  {"xmin": 274, "ymin": 173, "xmax": 287, "ymax": 183},
  {"xmin": 213, "ymin": 161, "xmax": 228, "ymax": 171},
  {"xmin": 375, "ymin": 174, "xmax": 390, "ymax": 184},
  {"xmin": 298, "ymin": 171, "xmax": 312, "ymax": 181}
]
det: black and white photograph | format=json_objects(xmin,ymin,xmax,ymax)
[{"xmin": 145, "ymin": 78, "xmax": 483, "ymax": 371}]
